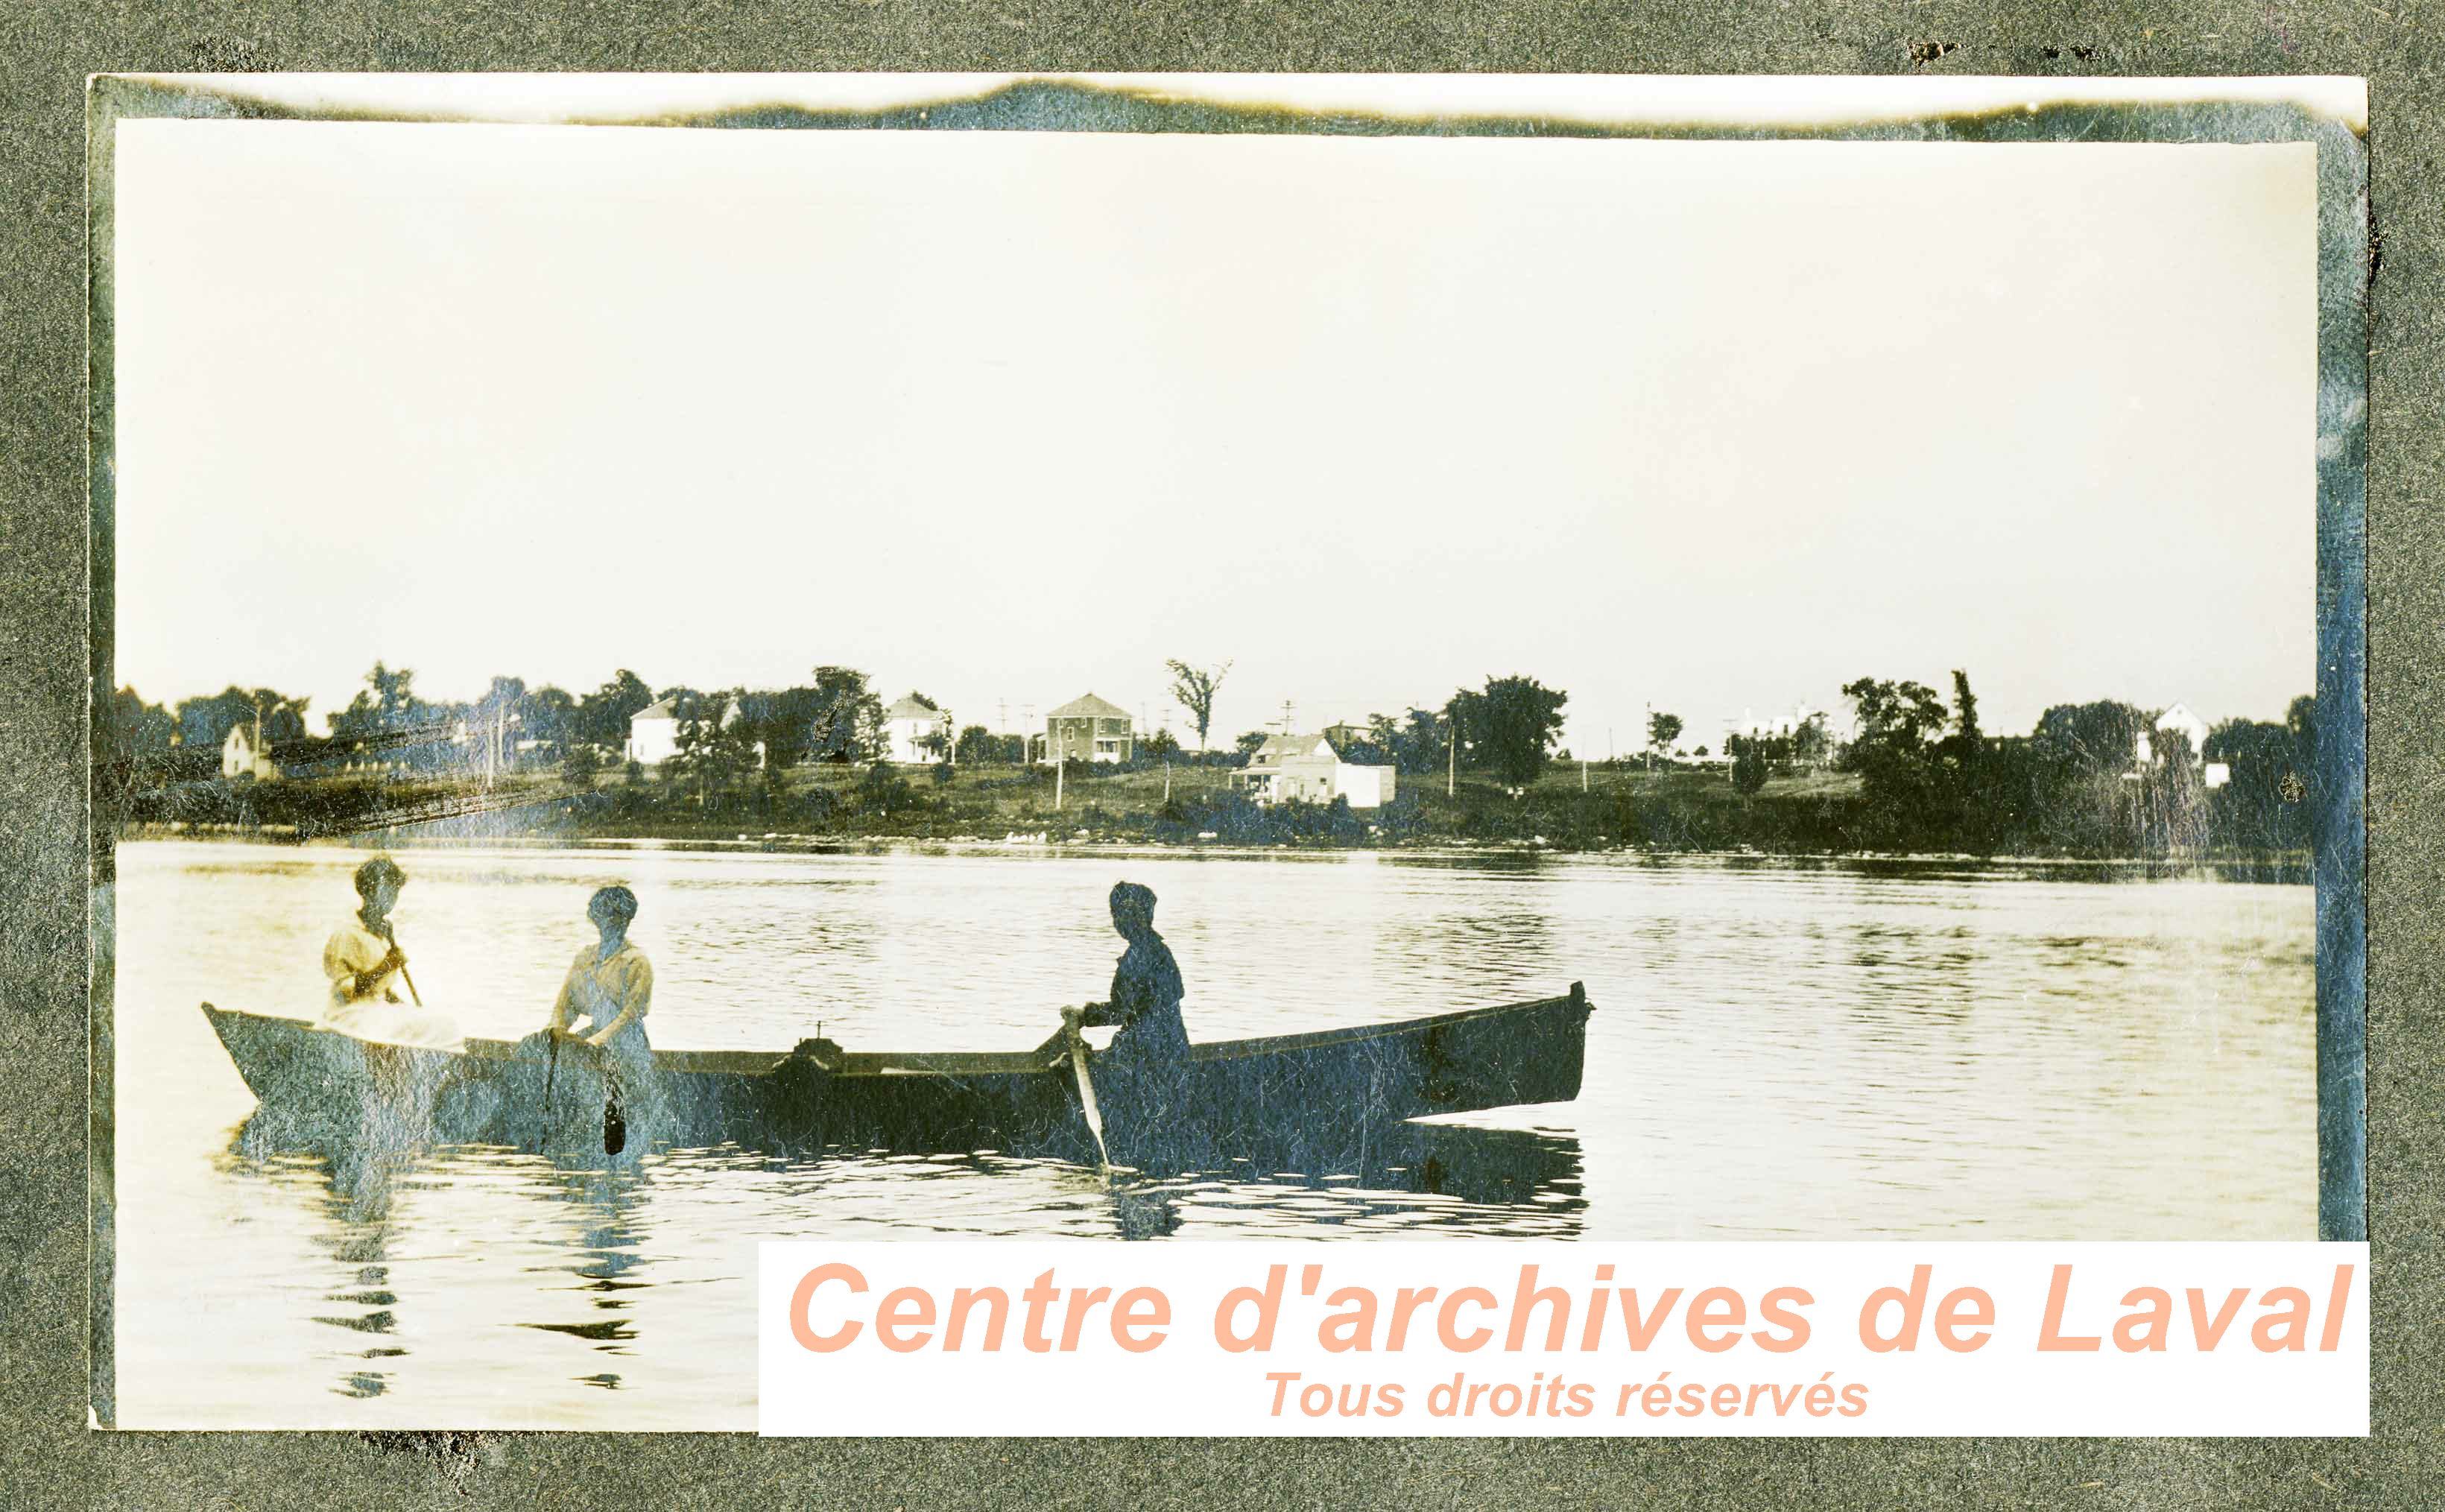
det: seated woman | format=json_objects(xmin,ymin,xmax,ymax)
[
  {"xmin": 548, "ymin": 885, "xmax": 660, "ymax": 1125},
  {"xmin": 320, "ymin": 856, "xmax": 463, "ymax": 1048},
  {"xmin": 1063, "ymin": 880, "xmax": 1192, "ymax": 1061}
]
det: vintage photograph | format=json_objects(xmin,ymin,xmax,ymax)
[{"xmin": 92, "ymin": 74, "xmax": 2359, "ymax": 1429}]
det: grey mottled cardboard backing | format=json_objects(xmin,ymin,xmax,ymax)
[{"xmin": 4, "ymin": 9, "xmax": 2436, "ymax": 1511}]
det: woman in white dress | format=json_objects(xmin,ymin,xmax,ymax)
[{"xmin": 320, "ymin": 857, "xmax": 463, "ymax": 1049}]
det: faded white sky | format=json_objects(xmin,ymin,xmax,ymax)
[{"xmin": 113, "ymin": 118, "xmax": 2318, "ymax": 750}]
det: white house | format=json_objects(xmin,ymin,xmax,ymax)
[
  {"xmin": 2134, "ymin": 702, "xmax": 2230, "ymax": 788},
  {"xmin": 624, "ymin": 698, "xmax": 683, "ymax": 766},
  {"xmin": 624, "ymin": 696, "xmax": 756, "ymax": 768},
  {"xmin": 220, "ymin": 723, "xmax": 279, "ymax": 782},
  {"xmin": 1236, "ymin": 733, "xmax": 1399, "ymax": 810},
  {"xmin": 1722, "ymin": 702, "xmax": 1832, "ymax": 747},
  {"xmin": 883, "ymin": 695, "xmax": 951, "ymax": 765}
]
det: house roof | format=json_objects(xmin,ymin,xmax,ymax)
[
  {"xmin": 633, "ymin": 697, "xmax": 679, "ymax": 721},
  {"xmin": 1048, "ymin": 692, "xmax": 1131, "ymax": 721},
  {"xmin": 885, "ymin": 696, "xmax": 943, "ymax": 721},
  {"xmin": 1249, "ymin": 733, "xmax": 1335, "ymax": 765}
]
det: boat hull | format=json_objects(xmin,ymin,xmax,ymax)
[{"xmin": 201, "ymin": 986, "xmax": 1592, "ymax": 1169}]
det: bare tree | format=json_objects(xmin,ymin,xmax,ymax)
[{"xmin": 1165, "ymin": 659, "xmax": 1233, "ymax": 751}]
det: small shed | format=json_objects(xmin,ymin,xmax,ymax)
[{"xmin": 1237, "ymin": 733, "xmax": 1399, "ymax": 809}]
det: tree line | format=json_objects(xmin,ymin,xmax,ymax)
[
  {"xmin": 1822, "ymin": 670, "xmax": 2317, "ymax": 855},
  {"xmin": 105, "ymin": 663, "xmax": 899, "ymax": 769},
  {"xmin": 105, "ymin": 656, "xmax": 2319, "ymax": 859}
]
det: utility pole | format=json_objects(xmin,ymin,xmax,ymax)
[
  {"xmin": 1448, "ymin": 721, "xmax": 1457, "ymax": 797},
  {"xmin": 1280, "ymin": 699, "xmax": 1296, "ymax": 736},
  {"xmin": 1645, "ymin": 702, "xmax": 1654, "ymax": 776}
]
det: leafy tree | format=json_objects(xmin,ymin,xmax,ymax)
[
  {"xmin": 1143, "ymin": 728, "xmax": 1182, "ymax": 760},
  {"xmin": 2206, "ymin": 710, "xmax": 2314, "ymax": 852},
  {"xmin": 181, "ymin": 686, "xmax": 313, "ymax": 749},
  {"xmin": 1842, "ymin": 677, "xmax": 1949, "ymax": 756},
  {"xmin": 955, "ymin": 724, "xmax": 998, "ymax": 765},
  {"xmin": 2031, "ymin": 700, "xmax": 2151, "ymax": 776},
  {"xmin": 1234, "ymin": 730, "xmax": 1271, "ymax": 763},
  {"xmin": 1789, "ymin": 714, "xmax": 1831, "ymax": 769},
  {"xmin": 730, "ymin": 688, "xmax": 815, "ymax": 767},
  {"xmin": 326, "ymin": 662, "xmax": 430, "ymax": 740},
  {"xmin": 1647, "ymin": 711, "xmax": 1684, "ymax": 756},
  {"xmin": 562, "ymin": 742, "xmax": 603, "ymax": 789},
  {"xmin": 1838, "ymin": 676, "xmax": 1955, "ymax": 841},
  {"xmin": 671, "ymin": 695, "xmax": 762, "ymax": 810},
  {"xmin": 104, "ymin": 686, "xmax": 176, "ymax": 760},
  {"xmin": 1447, "ymin": 674, "xmax": 1569, "ymax": 788},
  {"xmin": 1165, "ymin": 659, "xmax": 1233, "ymax": 750},
  {"xmin": 523, "ymin": 686, "xmax": 578, "ymax": 753},
  {"xmin": 2286, "ymin": 694, "xmax": 2318, "ymax": 766},
  {"xmin": 464, "ymin": 675, "xmax": 527, "ymax": 753},
  {"xmin": 850, "ymin": 761, "xmax": 915, "ymax": 819},
  {"xmin": 1379, "ymin": 707, "xmax": 1453, "ymax": 774},
  {"xmin": 476, "ymin": 674, "xmax": 526, "ymax": 717},
  {"xmin": 1730, "ymin": 734, "xmax": 1769, "ymax": 795},
  {"xmin": 579, "ymin": 668, "xmax": 656, "ymax": 748},
  {"xmin": 809, "ymin": 665, "xmax": 887, "ymax": 764}
]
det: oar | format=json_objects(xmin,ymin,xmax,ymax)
[
  {"xmin": 1063, "ymin": 1014, "xmax": 1116, "ymax": 1177},
  {"xmin": 382, "ymin": 922, "xmax": 425, "ymax": 1008},
  {"xmin": 540, "ymin": 1028, "xmax": 563, "ymax": 1151}
]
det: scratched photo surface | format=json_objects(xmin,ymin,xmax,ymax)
[{"xmin": 94, "ymin": 77, "xmax": 2346, "ymax": 1429}]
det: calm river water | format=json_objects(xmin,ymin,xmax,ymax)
[{"xmin": 108, "ymin": 840, "xmax": 2314, "ymax": 1429}]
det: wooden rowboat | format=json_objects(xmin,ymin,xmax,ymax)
[{"xmin": 202, "ymin": 984, "xmax": 1592, "ymax": 1170}]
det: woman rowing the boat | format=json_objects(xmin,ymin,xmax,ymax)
[
  {"xmin": 319, "ymin": 857, "xmax": 463, "ymax": 1048},
  {"xmin": 547, "ymin": 885, "xmax": 661, "ymax": 1130},
  {"xmin": 1063, "ymin": 881, "xmax": 1190, "ymax": 1061},
  {"xmin": 1054, "ymin": 882, "xmax": 1194, "ymax": 1143}
]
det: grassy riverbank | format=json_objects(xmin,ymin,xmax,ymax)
[
  {"xmin": 124, "ymin": 759, "xmax": 1865, "ymax": 848},
  {"xmin": 112, "ymin": 759, "xmax": 2312, "ymax": 875}
]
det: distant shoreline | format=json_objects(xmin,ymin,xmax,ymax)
[
  {"xmin": 106, "ymin": 757, "xmax": 2318, "ymax": 882},
  {"xmin": 114, "ymin": 822, "xmax": 2316, "ymax": 882}
]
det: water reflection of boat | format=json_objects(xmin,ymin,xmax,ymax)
[
  {"xmin": 218, "ymin": 1132, "xmax": 418, "ymax": 1401},
  {"xmin": 201, "ymin": 984, "xmax": 1592, "ymax": 1172},
  {"xmin": 224, "ymin": 1119, "xmax": 665, "ymax": 1397},
  {"xmin": 230, "ymin": 1110, "xmax": 1586, "ymax": 1244}
]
